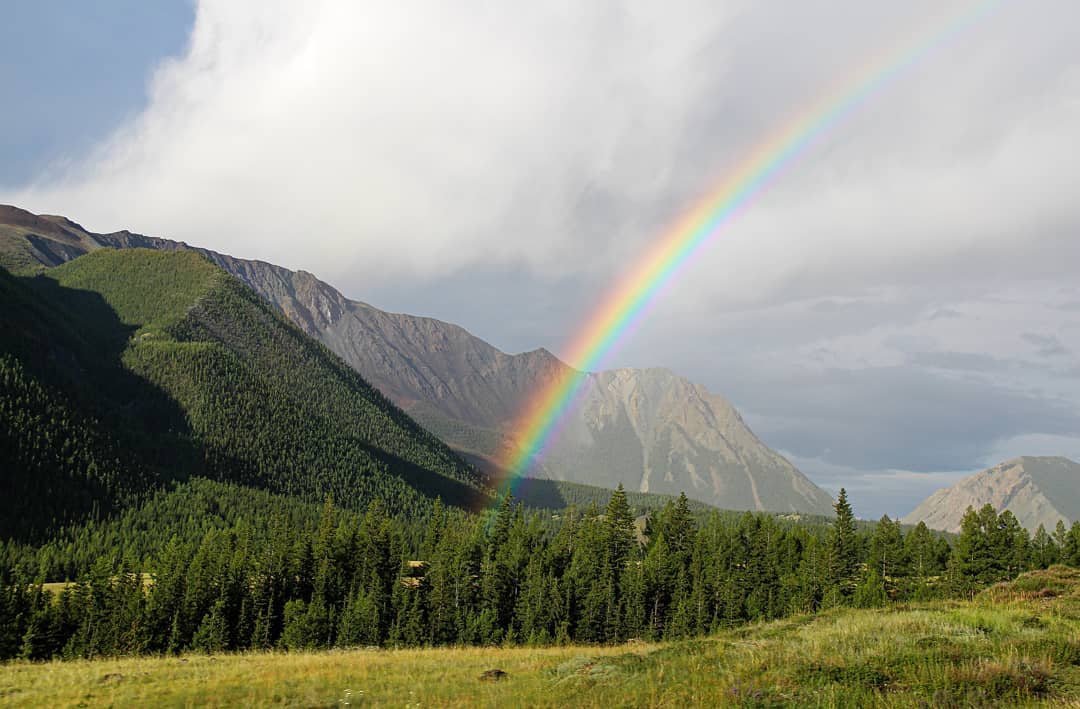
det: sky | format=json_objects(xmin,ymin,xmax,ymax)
[{"xmin": 3, "ymin": 0, "xmax": 1078, "ymax": 519}]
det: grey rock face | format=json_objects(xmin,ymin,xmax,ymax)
[{"xmin": 903, "ymin": 456, "xmax": 1079, "ymax": 532}]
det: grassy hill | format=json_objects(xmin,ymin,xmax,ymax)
[
  {"xmin": 0, "ymin": 249, "xmax": 485, "ymax": 540},
  {"xmin": 4, "ymin": 566, "xmax": 1078, "ymax": 707}
]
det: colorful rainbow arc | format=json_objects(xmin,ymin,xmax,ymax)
[{"xmin": 492, "ymin": 0, "xmax": 1005, "ymax": 501}]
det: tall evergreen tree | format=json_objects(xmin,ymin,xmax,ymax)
[
  {"xmin": 1030, "ymin": 524, "xmax": 1059, "ymax": 568},
  {"xmin": 904, "ymin": 521, "xmax": 942, "ymax": 599},
  {"xmin": 867, "ymin": 515, "xmax": 907, "ymax": 600},
  {"xmin": 603, "ymin": 483, "xmax": 636, "ymax": 570},
  {"xmin": 949, "ymin": 504, "xmax": 1017, "ymax": 596},
  {"xmin": 826, "ymin": 488, "xmax": 859, "ymax": 604}
]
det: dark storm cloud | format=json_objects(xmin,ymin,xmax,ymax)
[{"xmin": 733, "ymin": 366, "xmax": 1080, "ymax": 473}]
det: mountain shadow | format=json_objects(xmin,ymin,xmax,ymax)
[
  {"xmin": 0, "ymin": 268, "xmax": 201, "ymax": 540},
  {"xmin": 1, "ymin": 250, "xmax": 489, "ymax": 541}
]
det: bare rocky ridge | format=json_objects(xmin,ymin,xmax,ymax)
[
  {"xmin": 0, "ymin": 205, "xmax": 834, "ymax": 514},
  {"xmin": 902, "ymin": 456, "xmax": 1080, "ymax": 532},
  {"xmin": 538, "ymin": 368, "xmax": 833, "ymax": 512}
]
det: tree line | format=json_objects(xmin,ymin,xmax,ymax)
[{"xmin": 2, "ymin": 486, "xmax": 1078, "ymax": 661}]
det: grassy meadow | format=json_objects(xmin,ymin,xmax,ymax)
[{"xmin": 3, "ymin": 566, "xmax": 1079, "ymax": 707}]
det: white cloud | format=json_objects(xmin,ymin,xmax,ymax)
[
  {"xmin": 7, "ymin": 0, "xmax": 1078, "ymax": 300},
  {"xmin": 5, "ymin": 0, "xmax": 745, "ymax": 283}
]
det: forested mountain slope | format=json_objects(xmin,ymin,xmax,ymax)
[
  {"xmin": 0, "ymin": 205, "xmax": 832, "ymax": 514},
  {"xmin": 0, "ymin": 248, "xmax": 484, "ymax": 540}
]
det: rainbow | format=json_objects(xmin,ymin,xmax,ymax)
[{"xmin": 493, "ymin": 0, "xmax": 1005, "ymax": 500}]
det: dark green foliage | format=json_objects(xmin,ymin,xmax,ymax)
[
  {"xmin": 905, "ymin": 521, "xmax": 948, "ymax": 600},
  {"xmin": 0, "ymin": 251, "xmax": 485, "ymax": 541},
  {"xmin": 864, "ymin": 515, "xmax": 906, "ymax": 603},
  {"xmin": 1031, "ymin": 524, "xmax": 1059, "ymax": 568},
  {"xmin": 949, "ymin": 504, "xmax": 1032, "ymax": 597},
  {"xmin": 825, "ymin": 488, "xmax": 859, "ymax": 605},
  {"xmin": 1, "ymin": 485, "xmax": 1076, "ymax": 660}
]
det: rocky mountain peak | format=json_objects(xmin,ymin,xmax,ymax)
[{"xmin": 903, "ymin": 456, "xmax": 1079, "ymax": 532}]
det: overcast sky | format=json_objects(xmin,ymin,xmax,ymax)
[{"xmin": 3, "ymin": 0, "xmax": 1078, "ymax": 518}]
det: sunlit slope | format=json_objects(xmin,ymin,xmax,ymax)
[{"xmin": 0, "ymin": 249, "xmax": 484, "ymax": 539}]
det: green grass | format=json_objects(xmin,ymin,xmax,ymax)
[
  {"xmin": 5, "ymin": 567, "xmax": 1078, "ymax": 707},
  {"xmin": 49, "ymin": 248, "xmax": 226, "ymax": 335}
]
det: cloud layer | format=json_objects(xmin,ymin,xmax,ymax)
[
  {"xmin": 10, "ymin": 1, "xmax": 1077, "ymax": 291},
  {"xmin": 5, "ymin": 0, "xmax": 1079, "ymax": 516}
]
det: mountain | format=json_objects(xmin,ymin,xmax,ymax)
[
  {"xmin": 0, "ymin": 246, "xmax": 484, "ymax": 539},
  {"xmin": 0, "ymin": 205, "xmax": 834, "ymax": 515},
  {"xmin": 902, "ymin": 456, "xmax": 1080, "ymax": 533},
  {"xmin": 520, "ymin": 368, "xmax": 832, "ymax": 513}
]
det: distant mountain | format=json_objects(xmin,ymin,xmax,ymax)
[
  {"xmin": 0, "ymin": 205, "xmax": 834, "ymax": 515},
  {"xmin": 902, "ymin": 456, "xmax": 1080, "ymax": 533},
  {"xmin": 0, "ymin": 246, "xmax": 483, "ymax": 539},
  {"xmin": 525, "ymin": 367, "xmax": 834, "ymax": 513}
]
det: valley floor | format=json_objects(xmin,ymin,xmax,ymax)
[{"xmin": 4, "ymin": 567, "xmax": 1079, "ymax": 708}]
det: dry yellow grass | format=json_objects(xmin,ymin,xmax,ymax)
[
  {"xmin": 41, "ymin": 573, "xmax": 153, "ymax": 598},
  {"xmin": 4, "ymin": 567, "xmax": 1080, "ymax": 707},
  {"xmin": 0, "ymin": 643, "xmax": 664, "ymax": 708}
]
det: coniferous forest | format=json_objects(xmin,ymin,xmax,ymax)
[
  {"xmin": 1, "ymin": 251, "xmax": 1079, "ymax": 663},
  {"xmin": 2, "ymin": 484, "xmax": 1079, "ymax": 661},
  {"xmin": 0, "ymin": 250, "xmax": 482, "ymax": 542}
]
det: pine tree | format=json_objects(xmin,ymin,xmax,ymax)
[
  {"xmin": 995, "ymin": 510, "xmax": 1029, "ymax": 577},
  {"xmin": 603, "ymin": 483, "xmax": 636, "ymax": 571},
  {"xmin": 191, "ymin": 599, "xmax": 230, "ymax": 653},
  {"xmin": 1030, "ymin": 524, "xmax": 1058, "ymax": 568},
  {"xmin": 661, "ymin": 493, "xmax": 695, "ymax": 560},
  {"xmin": 905, "ymin": 521, "xmax": 940, "ymax": 600},
  {"xmin": 854, "ymin": 567, "xmax": 886, "ymax": 607},
  {"xmin": 867, "ymin": 515, "xmax": 906, "ymax": 600},
  {"xmin": 790, "ymin": 535, "xmax": 826, "ymax": 613},
  {"xmin": 826, "ymin": 488, "xmax": 859, "ymax": 604},
  {"xmin": 642, "ymin": 532, "xmax": 672, "ymax": 639},
  {"xmin": 1053, "ymin": 520, "xmax": 1069, "ymax": 551},
  {"xmin": 950, "ymin": 504, "xmax": 1009, "ymax": 596}
]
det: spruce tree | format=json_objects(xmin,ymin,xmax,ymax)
[
  {"xmin": 905, "ymin": 521, "xmax": 939, "ymax": 599},
  {"xmin": 949, "ymin": 504, "xmax": 1009, "ymax": 596},
  {"xmin": 604, "ymin": 483, "xmax": 636, "ymax": 570},
  {"xmin": 1031, "ymin": 524, "xmax": 1058, "ymax": 568},
  {"xmin": 826, "ymin": 488, "xmax": 858, "ymax": 604},
  {"xmin": 867, "ymin": 515, "xmax": 906, "ymax": 600},
  {"xmin": 1054, "ymin": 520, "xmax": 1069, "ymax": 551}
]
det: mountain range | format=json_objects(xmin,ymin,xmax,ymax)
[
  {"xmin": 0, "ymin": 205, "xmax": 834, "ymax": 515},
  {"xmin": 902, "ymin": 456, "xmax": 1080, "ymax": 533}
]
